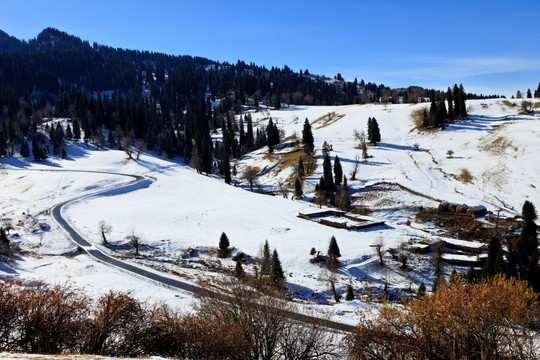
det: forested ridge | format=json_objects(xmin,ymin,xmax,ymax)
[{"xmin": 0, "ymin": 27, "xmax": 497, "ymax": 170}]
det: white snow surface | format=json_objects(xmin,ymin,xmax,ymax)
[{"xmin": 0, "ymin": 99, "xmax": 539, "ymax": 323}]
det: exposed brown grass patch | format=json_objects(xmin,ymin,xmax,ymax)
[
  {"xmin": 479, "ymin": 134, "xmax": 517, "ymax": 155},
  {"xmin": 501, "ymin": 99, "xmax": 515, "ymax": 107},
  {"xmin": 534, "ymin": 102, "xmax": 540, "ymax": 109},
  {"xmin": 455, "ymin": 168, "xmax": 473, "ymax": 184},
  {"xmin": 312, "ymin": 112, "xmax": 345, "ymax": 129}
]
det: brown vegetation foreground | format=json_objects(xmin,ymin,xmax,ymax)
[
  {"xmin": 0, "ymin": 279, "xmax": 339, "ymax": 359},
  {"xmin": 345, "ymin": 275, "xmax": 539, "ymax": 360}
]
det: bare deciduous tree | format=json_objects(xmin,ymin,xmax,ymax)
[
  {"xmin": 374, "ymin": 237, "xmax": 385, "ymax": 266},
  {"xmin": 136, "ymin": 139, "xmax": 145, "ymax": 160},
  {"xmin": 242, "ymin": 166, "xmax": 259, "ymax": 192},
  {"xmin": 129, "ymin": 228, "xmax": 142, "ymax": 255},
  {"xmin": 350, "ymin": 153, "xmax": 361, "ymax": 180},
  {"xmin": 123, "ymin": 136, "xmax": 135, "ymax": 159},
  {"xmin": 98, "ymin": 221, "xmax": 112, "ymax": 244}
]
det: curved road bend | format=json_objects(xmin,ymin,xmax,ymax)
[{"xmin": 49, "ymin": 169, "xmax": 355, "ymax": 333}]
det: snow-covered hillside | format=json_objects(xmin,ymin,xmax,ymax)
[{"xmin": 0, "ymin": 99, "xmax": 538, "ymax": 323}]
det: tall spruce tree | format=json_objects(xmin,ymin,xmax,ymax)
[
  {"xmin": 302, "ymin": 118, "xmax": 314, "ymax": 154},
  {"xmin": 328, "ymin": 236, "xmax": 341, "ymax": 260},
  {"xmin": 536, "ymin": 82, "xmax": 540, "ymax": 98},
  {"xmin": 520, "ymin": 201, "xmax": 538, "ymax": 255},
  {"xmin": 20, "ymin": 139, "xmax": 30, "ymax": 157},
  {"xmin": 482, "ymin": 237, "xmax": 506, "ymax": 279},
  {"xmin": 322, "ymin": 153, "xmax": 334, "ymax": 193},
  {"xmin": 261, "ymin": 240, "xmax": 271, "ymax": 275},
  {"xmin": 371, "ymin": 117, "xmax": 381, "ymax": 144},
  {"xmin": 219, "ymin": 232, "xmax": 230, "ymax": 256},
  {"xmin": 447, "ymin": 87, "xmax": 454, "ymax": 120},
  {"xmin": 295, "ymin": 178, "xmax": 303, "ymax": 197},
  {"xmin": 0, "ymin": 227, "xmax": 8, "ymax": 255},
  {"xmin": 271, "ymin": 248, "xmax": 285, "ymax": 283},
  {"xmin": 334, "ymin": 155, "xmax": 343, "ymax": 187},
  {"xmin": 297, "ymin": 157, "xmax": 305, "ymax": 179}
]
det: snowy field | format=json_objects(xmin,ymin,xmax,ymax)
[{"xmin": 0, "ymin": 99, "xmax": 539, "ymax": 323}]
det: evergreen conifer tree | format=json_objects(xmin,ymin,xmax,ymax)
[
  {"xmin": 302, "ymin": 118, "xmax": 314, "ymax": 155},
  {"xmin": 61, "ymin": 147, "xmax": 67, "ymax": 159},
  {"xmin": 261, "ymin": 240, "xmax": 271, "ymax": 275},
  {"xmin": 73, "ymin": 119, "xmax": 81, "ymax": 141},
  {"xmin": 218, "ymin": 232, "xmax": 230, "ymax": 257},
  {"xmin": 417, "ymin": 281, "xmax": 426, "ymax": 298},
  {"xmin": 297, "ymin": 157, "xmax": 305, "ymax": 179},
  {"xmin": 520, "ymin": 200, "xmax": 538, "ymax": 255},
  {"xmin": 295, "ymin": 178, "xmax": 303, "ymax": 197},
  {"xmin": 328, "ymin": 236, "xmax": 341, "ymax": 260},
  {"xmin": 323, "ymin": 153, "xmax": 334, "ymax": 193},
  {"xmin": 20, "ymin": 139, "xmax": 30, "ymax": 157},
  {"xmin": 536, "ymin": 82, "xmax": 540, "ymax": 98},
  {"xmin": 527, "ymin": 89, "xmax": 532, "ymax": 99},
  {"xmin": 271, "ymin": 249, "xmax": 285, "ymax": 283},
  {"xmin": 447, "ymin": 87, "xmax": 454, "ymax": 120},
  {"xmin": 65, "ymin": 124, "xmax": 72, "ymax": 140},
  {"xmin": 482, "ymin": 237, "xmax": 506, "ymax": 279},
  {"xmin": 345, "ymin": 284, "xmax": 354, "ymax": 301},
  {"xmin": 458, "ymin": 84, "xmax": 467, "ymax": 118},
  {"xmin": 234, "ymin": 260, "xmax": 244, "ymax": 278},
  {"xmin": 0, "ymin": 227, "xmax": 8, "ymax": 255},
  {"xmin": 371, "ymin": 117, "xmax": 381, "ymax": 144},
  {"xmin": 334, "ymin": 155, "xmax": 342, "ymax": 187}
]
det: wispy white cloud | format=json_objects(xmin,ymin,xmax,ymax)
[{"xmin": 334, "ymin": 56, "xmax": 540, "ymax": 96}]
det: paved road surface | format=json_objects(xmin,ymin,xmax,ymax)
[{"xmin": 47, "ymin": 169, "xmax": 355, "ymax": 333}]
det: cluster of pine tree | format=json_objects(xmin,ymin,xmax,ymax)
[
  {"xmin": 367, "ymin": 117, "xmax": 380, "ymax": 145},
  {"xmin": 315, "ymin": 152, "xmax": 351, "ymax": 211},
  {"xmin": 471, "ymin": 201, "xmax": 539, "ymax": 292},
  {"xmin": 423, "ymin": 84, "xmax": 468, "ymax": 128}
]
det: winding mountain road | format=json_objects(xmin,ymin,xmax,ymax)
[{"xmin": 47, "ymin": 169, "xmax": 355, "ymax": 333}]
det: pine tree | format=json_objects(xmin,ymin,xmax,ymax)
[
  {"xmin": 0, "ymin": 227, "xmax": 8, "ymax": 255},
  {"xmin": 371, "ymin": 117, "xmax": 381, "ymax": 144},
  {"xmin": 261, "ymin": 240, "xmax": 271, "ymax": 275},
  {"xmin": 367, "ymin": 117, "xmax": 374, "ymax": 143},
  {"xmin": 234, "ymin": 260, "xmax": 244, "ymax": 278},
  {"xmin": 520, "ymin": 201, "xmax": 538, "ymax": 255},
  {"xmin": 482, "ymin": 237, "xmax": 505, "ymax": 279},
  {"xmin": 72, "ymin": 119, "xmax": 81, "ymax": 141},
  {"xmin": 297, "ymin": 157, "xmax": 305, "ymax": 179},
  {"xmin": 447, "ymin": 87, "xmax": 454, "ymax": 120},
  {"xmin": 417, "ymin": 281, "xmax": 426, "ymax": 298},
  {"xmin": 334, "ymin": 155, "xmax": 342, "ymax": 187},
  {"xmin": 345, "ymin": 284, "xmax": 355, "ymax": 301},
  {"xmin": 536, "ymin": 82, "xmax": 540, "ymax": 98},
  {"xmin": 20, "ymin": 139, "xmax": 30, "ymax": 157},
  {"xmin": 302, "ymin": 118, "xmax": 314, "ymax": 155},
  {"xmin": 61, "ymin": 147, "xmax": 67, "ymax": 159},
  {"xmin": 271, "ymin": 248, "xmax": 285, "ymax": 283},
  {"xmin": 218, "ymin": 232, "xmax": 230, "ymax": 257},
  {"xmin": 527, "ymin": 89, "xmax": 532, "ymax": 99},
  {"xmin": 328, "ymin": 235, "xmax": 341, "ymax": 260},
  {"xmin": 422, "ymin": 108, "xmax": 429, "ymax": 127},
  {"xmin": 323, "ymin": 153, "xmax": 334, "ymax": 193},
  {"xmin": 222, "ymin": 145, "xmax": 231, "ymax": 184},
  {"xmin": 295, "ymin": 178, "xmax": 303, "ymax": 197},
  {"xmin": 458, "ymin": 84, "xmax": 467, "ymax": 118}
]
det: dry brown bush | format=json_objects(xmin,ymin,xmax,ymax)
[{"xmin": 345, "ymin": 276, "xmax": 539, "ymax": 360}]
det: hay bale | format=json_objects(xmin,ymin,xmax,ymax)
[
  {"xmin": 456, "ymin": 204, "xmax": 469, "ymax": 213},
  {"xmin": 438, "ymin": 202, "xmax": 449, "ymax": 213},
  {"xmin": 466, "ymin": 206, "xmax": 475, "ymax": 216},
  {"xmin": 448, "ymin": 203, "xmax": 457, "ymax": 213}
]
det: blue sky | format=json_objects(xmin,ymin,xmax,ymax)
[{"xmin": 1, "ymin": 0, "xmax": 539, "ymax": 97}]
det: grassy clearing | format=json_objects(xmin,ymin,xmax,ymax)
[
  {"xmin": 311, "ymin": 112, "xmax": 345, "ymax": 130},
  {"xmin": 262, "ymin": 144, "xmax": 314, "ymax": 187},
  {"xmin": 534, "ymin": 102, "xmax": 540, "ymax": 109},
  {"xmin": 455, "ymin": 168, "xmax": 474, "ymax": 184},
  {"xmin": 478, "ymin": 134, "xmax": 517, "ymax": 155},
  {"xmin": 501, "ymin": 99, "xmax": 515, "ymax": 107},
  {"xmin": 410, "ymin": 107, "xmax": 438, "ymax": 133}
]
